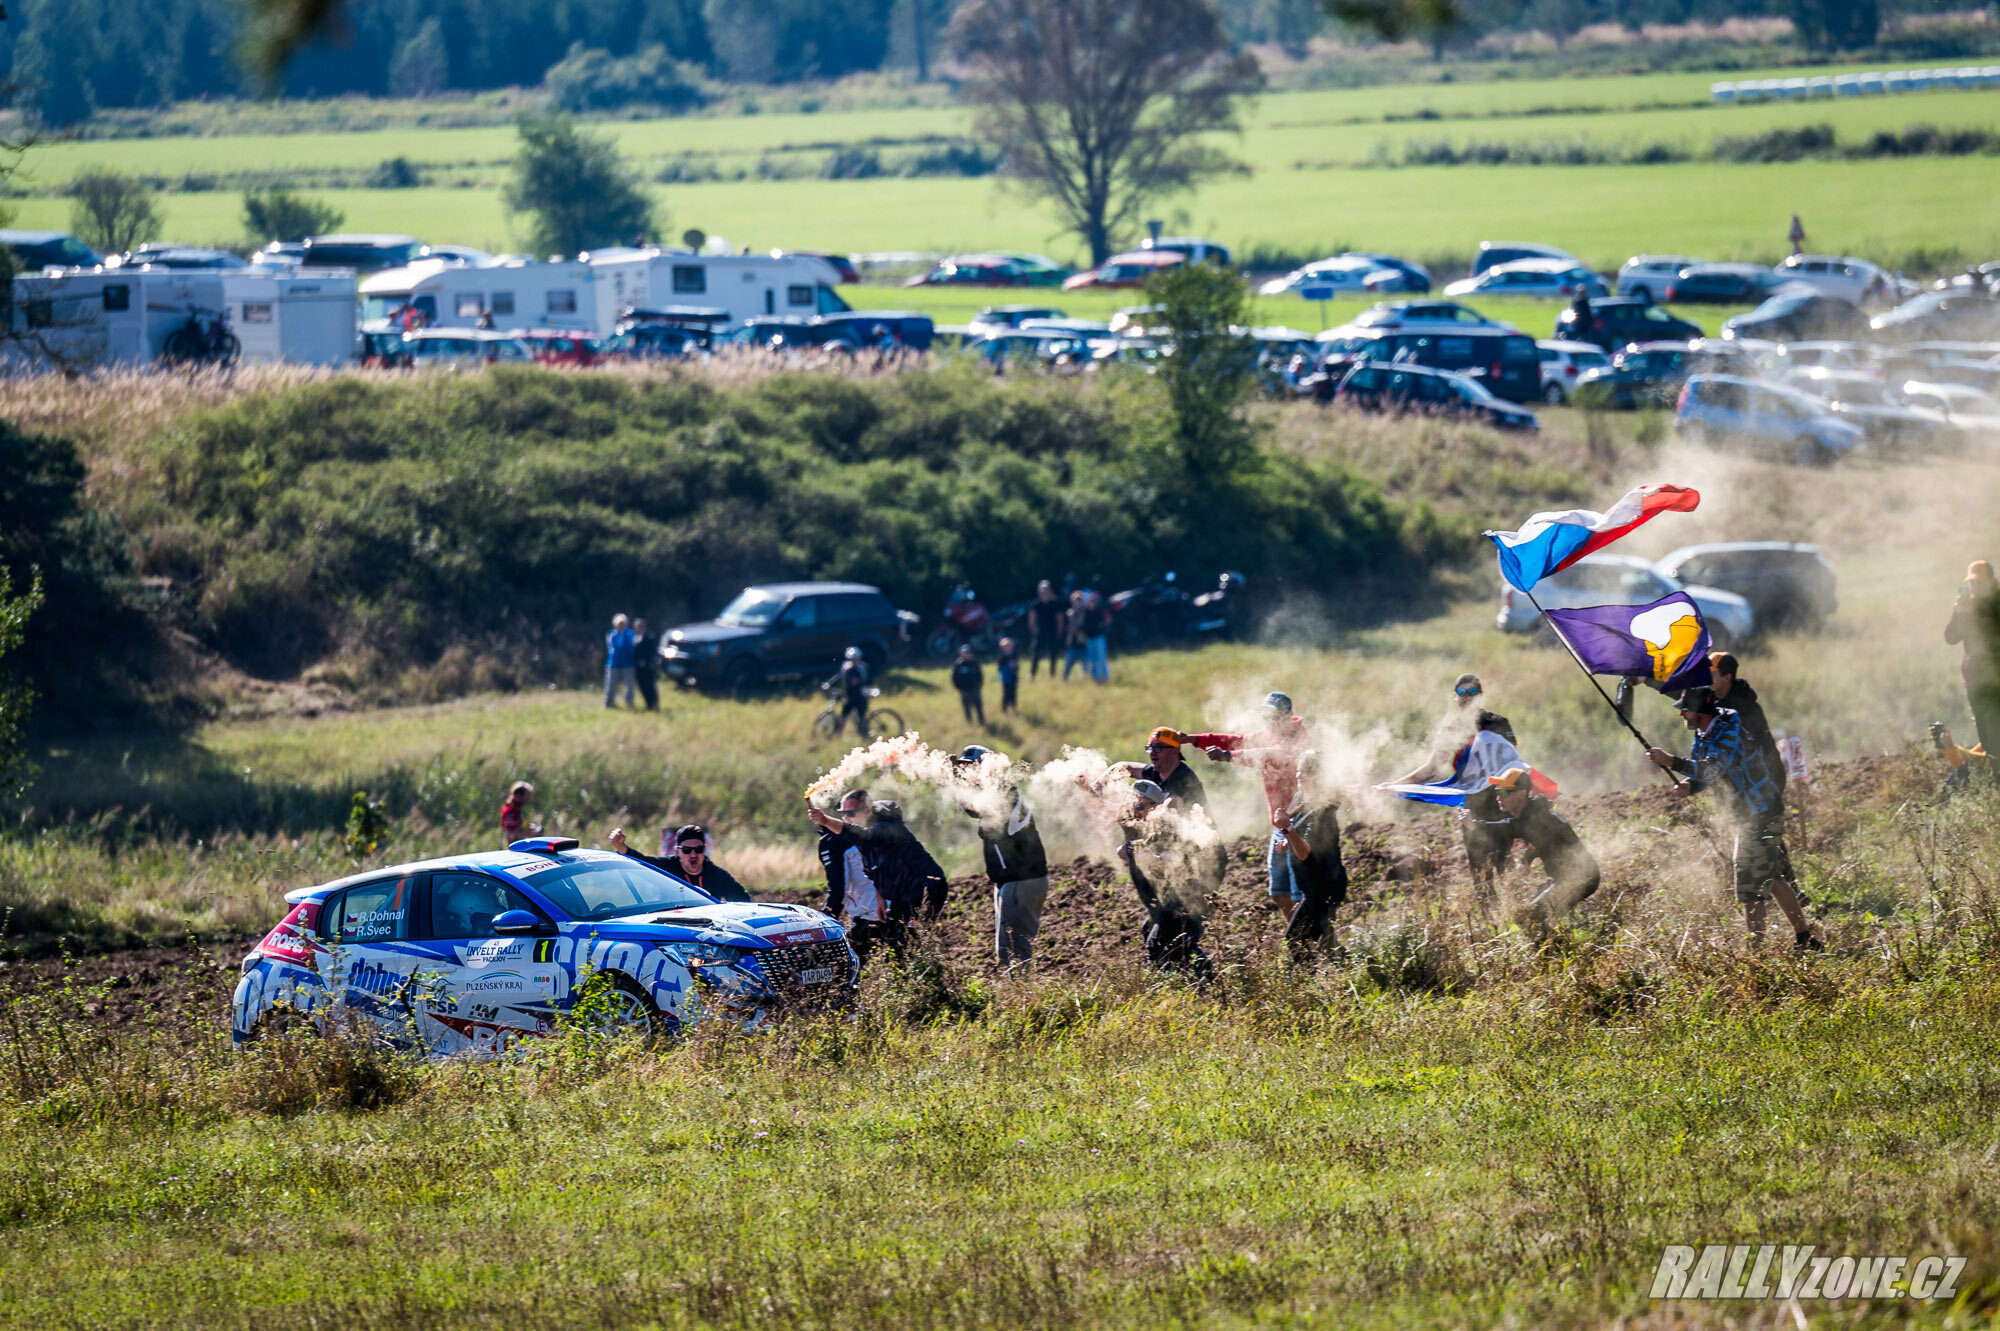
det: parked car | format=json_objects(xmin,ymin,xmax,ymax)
[
  {"xmin": 401, "ymin": 328, "xmax": 534, "ymax": 367},
  {"xmin": 1534, "ymin": 339, "xmax": 1612, "ymax": 404},
  {"xmin": 660, "ymin": 582, "xmax": 919, "ymax": 695},
  {"xmin": 600, "ymin": 323, "xmax": 702, "ymax": 360},
  {"xmin": 1772, "ymin": 254, "xmax": 1909, "ymax": 305},
  {"xmin": 1258, "ymin": 253, "xmax": 1404, "ymax": 298},
  {"xmin": 1351, "ymin": 300, "xmax": 1510, "ymax": 331},
  {"xmin": 1653, "ymin": 543, "xmax": 1837, "ymax": 629},
  {"xmin": 987, "ymin": 252, "xmax": 1074, "ymax": 286},
  {"xmin": 118, "ymin": 245, "xmax": 249, "ymax": 270},
  {"xmin": 1495, "ymin": 553, "xmax": 1755, "ymax": 642},
  {"xmin": 1329, "ymin": 363, "xmax": 1539, "ymax": 430},
  {"xmin": 0, "ymin": 229, "xmax": 102, "ymax": 269},
  {"xmin": 1870, "ymin": 289, "xmax": 2000, "ymax": 342},
  {"xmin": 1665, "ymin": 263, "xmax": 1790, "ymax": 304},
  {"xmin": 1893, "ymin": 380, "xmax": 2000, "ymax": 437},
  {"xmin": 1686, "ymin": 336, "xmax": 1781, "ymax": 377},
  {"xmin": 1770, "ymin": 340, "xmax": 1869, "ymax": 371},
  {"xmin": 969, "ymin": 304, "xmax": 1066, "ymax": 330},
  {"xmin": 251, "ymin": 242, "xmax": 305, "ymax": 271},
  {"xmin": 1443, "ymin": 258, "xmax": 1607, "ymax": 300},
  {"xmin": 1617, "ymin": 255, "xmax": 1701, "ymax": 302},
  {"xmin": 1350, "ymin": 253, "xmax": 1432, "ymax": 293},
  {"xmin": 299, "ymin": 233, "xmax": 425, "ymax": 272},
  {"xmin": 903, "ymin": 254, "xmax": 1033, "ymax": 288},
  {"xmin": 1674, "ymin": 374, "xmax": 1865, "ymax": 464},
  {"xmin": 1572, "ymin": 340, "xmax": 1697, "ymax": 410},
  {"xmin": 1721, "ymin": 290, "xmax": 1870, "ymax": 343},
  {"xmin": 1064, "ymin": 251, "xmax": 1185, "ymax": 291},
  {"xmin": 1470, "ymin": 241, "xmax": 1576, "ymax": 279},
  {"xmin": 1552, "ymin": 297, "xmax": 1703, "ymax": 351},
  {"xmin": 1316, "ymin": 326, "xmax": 1543, "ymax": 401},
  {"xmin": 1781, "ymin": 367, "xmax": 1958, "ymax": 450},
  {"xmin": 778, "ymin": 250, "xmax": 862, "ymax": 284},
  {"xmin": 1140, "ymin": 236, "xmax": 1231, "ymax": 266},
  {"xmin": 230, "ymin": 838, "xmax": 858, "ymax": 1052},
  {"xmin": 517, "ymin": 330, "xmax": 601, "ymax": 366}
]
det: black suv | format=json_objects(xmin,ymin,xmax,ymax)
[
  {"xmin": 1553, "ymin": 298, "xmax": 1703, "ymax": 351},
  {"xmin": 661, "ymin": 582, "xmax": 919, "ymax": 694}
]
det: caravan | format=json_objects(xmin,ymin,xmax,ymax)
[
  {"xmin": 359, "ymin": 258, "xmax": 598, "ymax": 333},
  {"xmin": 8, "ymin": 266, "xmax": 358, "ymax": 370},
  {"xmin": 358, "ymin": 250, "xmax": 849, "ymax": 337},
  {"xmin": 221, "ymin": 271, "xmax": 359, "ymax": 365}
]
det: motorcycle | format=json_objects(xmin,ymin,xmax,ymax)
[{"xmin": 925, "ymin": 583, "xmax": 999, "ymax": 659}]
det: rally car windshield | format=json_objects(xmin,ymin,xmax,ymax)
[{"xmin": 521, "ymin": 859, "xmax": 713, "ymax": 919}]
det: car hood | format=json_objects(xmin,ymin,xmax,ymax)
[
  {"xmin": 1681, "ymin": 583, "xmax": 1754, "ymax": 616},
  {"xmin": 595, "ymin": 900, "xmax": 844, "ymax": 948},
  {"xmin": 667, "ymin": 621, "xmax": 762, "ymax": 646}
]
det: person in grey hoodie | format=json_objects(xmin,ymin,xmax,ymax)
[{"xmin": 950, "ymin": 746, "xmax": 1050, "ymax": 970}]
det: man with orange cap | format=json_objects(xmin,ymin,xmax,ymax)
[
  {"xmin": 1945, "ymin": 559, "xmax": 1999, "ymax": 777},
  {"xmin": 1484, "ymin": 767, "xmax": 1600, "ymax": 926},
  {"xmin": 1099, "ymin": 727, "xmax": 1208, "ymax": 809}
]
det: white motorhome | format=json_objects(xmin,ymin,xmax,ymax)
[
  {"xmin": 359, "ymin": 258, "xmax": 599, "ymax": 333},
  {"xmin": 6, "ymin": 267, "xmax": 225, "ymax": 369},
  {"xmin": 582, "ymin": 248, "xmax": 847, "ymax": 332},
  {"xmin": 221, "ymin": 270, "xmax": 359, "ymax": 365},
  {"xmin": 358, "ymin": 250, "xmax": 849, "ymax": 336}
]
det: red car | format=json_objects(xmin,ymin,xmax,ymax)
[
  {"xmin": 1062, "ymin": 250, "xmax": 1185, "ymax": 291},
  {"xmin": 518, "ymin": 330, "xmax": 602, "ymax": 367},
  {"xmin": 903, "ymin": 255, "xmax": 1031, "ymax": 288}
]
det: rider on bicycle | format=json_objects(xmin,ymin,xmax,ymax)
[{"xmin": 822, "ymin": 647, "xmax": 872, "ymax": 737}]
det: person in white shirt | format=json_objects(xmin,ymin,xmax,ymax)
[{"xmin": 1391, "ymin": 673, "xmax": 1527, "ymax": 884}]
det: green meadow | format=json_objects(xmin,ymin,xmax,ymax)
[{"xmin": 13, "ymin": 66, "xmax": 2000, "ymax": 268}]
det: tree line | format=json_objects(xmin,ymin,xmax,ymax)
[{"xmin": 3, "ymin": 0, "xmax": 1909, "ymax": 127}]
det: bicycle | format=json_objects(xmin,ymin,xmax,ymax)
[
  {"xmin": 811, "ymin": 686, "xmax": 904, "ymax": 744},
  {"xmin": 162, "ymin": 307, "xmax": 241, "ymax": 368}
]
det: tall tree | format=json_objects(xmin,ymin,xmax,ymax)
[
  {"xmin": 243, "ymin": 188, "xmax": 345, "ymax": 244},
  {"xmin": 67, "ymin": 168, "xmax": 160, "ymax": 256},
  {"xmin": 504, "ymin": 112, "xmax": 657, "ymax": 258},
  {"xmin": 0, "ymin": 566, "xmax": 44, "ymax": 799},
  {"xmin": 388, "ymin": 16, "xmax": 450, "ymax": 97},
  {"xmin": 1782, "ymin": 0, "xmax": 1879, "ymax": 50},
  {"xmin": 949, "ymin": 0, "xmax": 1262, "ymax": 265},
  {"xmin": 1318, "ymin": 0, "xmax": 1472, "ymax": 60},
  {"xmin": 1145, "ymin": 261, "xmax": 1259, "ymax": 485}
]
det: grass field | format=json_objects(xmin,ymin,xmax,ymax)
[{"xmin": 13, "ymin": 66, "xmax": 2000, "ymax": 269}]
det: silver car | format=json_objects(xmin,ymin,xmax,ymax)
[{"xmin": 1495, "ymin": 553, "xmax": 1756, "ymax": 643}]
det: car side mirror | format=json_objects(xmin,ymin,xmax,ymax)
[{"xmin": 492, "ymin": 910, "xmax": 548, "ymax": 937}]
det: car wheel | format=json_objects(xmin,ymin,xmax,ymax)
[
  {"xmin": 857, "ymin": 640, "xmax": 888, "ymax": 676},
  {"xmin": 1542, "ymin": 381, "xmax": 1566, "ymax": 405},
  {"xmin": 1631, "ymin": 285, "xmax": 1651, "ymax": 303},
  {"xmin": 590, "ymin": 973, "xmax": 665, "ymax": 1045},
  {"xmin": 722, "ymin": 657, "xmax": 763, "ymax": 701},
  {"xmin": 1794, "ymin": 435, "xmax": 1831, "ymax": 467}
]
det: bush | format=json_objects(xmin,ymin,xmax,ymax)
[
  {"xmin": 118, "ymin": 365, "xmax": 1457, "ymax": 692},
  {"xmin": 242, "ymin": 189, "xmax": 345, "ymax": 244},
  {"xmin": 542, "ymin": 43, "xmax": 708, "ymax": 115}
]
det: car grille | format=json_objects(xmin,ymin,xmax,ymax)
[{"xmin": 753, "ymin": 940, "xmax": 855, "ymax": 998}]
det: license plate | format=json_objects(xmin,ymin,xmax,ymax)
[
  {"xmin": 798, "ymin": 966, "xmax": 834, "ymax": 985},
  {"xmin": 666, "ymin": 662, "xmax": 688, "ymax": 678}
]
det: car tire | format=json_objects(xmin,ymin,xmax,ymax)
[
  {"xmin": 1794, "ymin": 435, "xmax": 1831, "ymax": 467},
  {"xmin": 722, "ymin": 657, "xmax": 763, "ymax": 701},
  {"xmin": 1631, "ymin": 285, "xmax": 1651, "ymax": 303},
  {"xmin": 591, "ymin": 973, "xmax": 666, "ymax": 1045},
  {"xmin": 857, "ymin": 640, "xmax": 888, "ymax": 676},
  {"xmin": 1542, "ymin": 382, "xmax": 1566, "ymax": 405}
]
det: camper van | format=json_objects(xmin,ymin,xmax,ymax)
[
  {"xmin": 359, "ymin": 250, "xmax": 849, "ymax": 337},
  {"xmin": 220, "ymin": 271, "xmax": 359, "ymax": 365},
  {"xmin": 6, "ymin": 267, "xmax": 230, "ymax": 369},
  {"xmin": 359, "ymin": 258, "xmax": 600, "ymax": 333}
]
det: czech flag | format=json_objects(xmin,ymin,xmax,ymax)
[{"xmin": 1484, "ymin": 485, "xmax": 1701, "ymax": 593}]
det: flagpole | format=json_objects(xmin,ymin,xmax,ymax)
[{"xmin": 1525, "ymin": 588, "xmax": 1682, "ymax": 783}]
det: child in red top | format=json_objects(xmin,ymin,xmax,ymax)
[{"xmin": 500, "ymin": 781, "xmax": 535, "ymax": 846}]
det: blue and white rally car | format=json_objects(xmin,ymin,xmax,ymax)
[{"xmin": 232, "ymin": 838, "xmax": 856, "ymax": 1053}]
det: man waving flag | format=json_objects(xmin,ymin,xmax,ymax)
[{"xmin": 1485, "ymin": 485, "xmax": 1701, "ymax": 594}]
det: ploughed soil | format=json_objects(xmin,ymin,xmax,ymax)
[{"xmin": 0, "ymin": 756, "xmax": 1932, "ymax": 1041}]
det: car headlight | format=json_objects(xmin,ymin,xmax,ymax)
[{"xmin": 662, "ymin": 941, "xmax": 746, "ymax": 967}]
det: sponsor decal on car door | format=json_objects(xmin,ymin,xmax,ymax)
[
  {"xmin": 420, "ymin": 871, "xmax": 569, "ymax": 1054},
  {"xmin": 324, "ymin": 873, "xmax": 422, "ymax": 1038}
]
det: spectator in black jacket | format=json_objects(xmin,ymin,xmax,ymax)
[
  {"xmin": 951, "ymin": 645, "xmax": 986, "ymax": 726},
  {"xmin": 1118, "ymin": 780, "xmax": 1223, "ymax": 984},
  {"xmin": 1273, "ymin": 751, "xmax": 1348, "ymax": 964},
  {"xmin": 951, "ymin": 746, "xmax": 1049, "ymax": 970},
  {"xmin": 608, "ymin": 823, "xmax": 750, "ymax": 902},
  {"xmin": 1484, "ymin": 768, "xmax": 1601, "ymax": 928},
  {"xmin": 632, "ymin": 618, "xmax": 661, "ymax": 712},
  {"xmin": 807, "ymin": 789, "xmax": 904, "ymax": 966},
  {"xmin": 1026, "ymin": 580, "xmax": 1064, "ymax": 679},
  {"xmin": 1709, "ymin": 652, "xmax": 1786, "ymax": 795}
]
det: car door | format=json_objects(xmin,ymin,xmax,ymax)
[
  {"xmin": 771, "ymin": 594, "xmax": 841, "ymax": 675},
  {"xmin": 321, "ymin": 871, "xmax": 423, "ymax": 1039},
  {"xmin": 416, "ymin": 871, "xmax": 569, "ymax": 1055}
]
